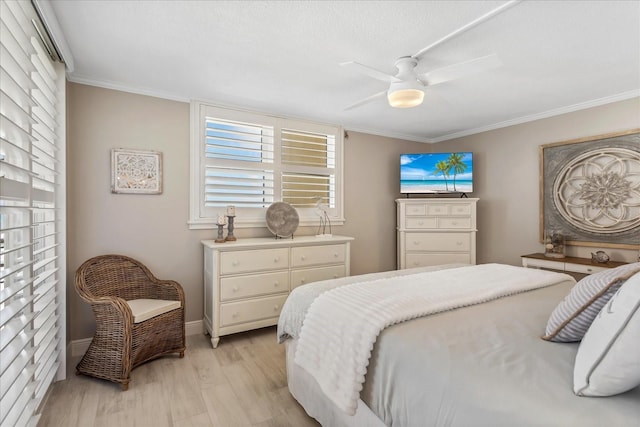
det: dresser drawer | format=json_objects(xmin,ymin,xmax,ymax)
[
  {"xmin": 522, "ymin": 258, "xmax": 565, "ymax": 271},
  {"xmin": 291, "ymin": 265, "xmax": 346, "ymax": 289},
  {"xmin": 405, "ymin": 253, "xmax": 471, "ymax": 268},
  {"xmin": 564, "ymin": 263, "xmax": 609, "ymax": 275},
  {"xmin": 406, "ymin": 204, "xmax": 427, "ymax": 216},
  {"xmin": 220, "ymin": 294, "xmax": 288, "ymax": 327},
  {"xmin": 406, "ymin": 217, "xmax": 438, "ymax": 229},
  {"xmin": 406, "ymin": 232, "xmax": 470, "ymax": 252},
  {"xmin": 450, "ymin": 204, "xmax": 472, "ymax": 216},
  {"xmin": 291, "ymin": 244, "xmax": 345, "ymax": 267},
  {"xmin": 220, "ymin": 271, "xmax": 289, "ymax": 301},
  {"xmin": 439, "ymin": 217, "xmax": 471, "ymax": 229},
  {"xmin": 220, "ymin": 248, "xmax": 289, "ymax": 275},
  {"xmin": 426, "ymin": 204, "xmax": 449, "ymax": 215}
]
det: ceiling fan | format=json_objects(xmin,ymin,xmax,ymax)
[{"xmin": 341, "ymin": 0, "xmax": 520, "ymax": 110}]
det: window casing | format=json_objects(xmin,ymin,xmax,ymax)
[{"xmin": 190, "ymin": 102, "xmax": 344, "ymax": 229}]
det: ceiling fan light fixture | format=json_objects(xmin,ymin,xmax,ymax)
[{"xmin": 387, "ymin": 88, "xmax": 424, "ymax": 108}]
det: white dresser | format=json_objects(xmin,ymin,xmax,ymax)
[
  {"xmin": 397, "ymin": 198, "xmax": 478, "ymax": 269},
  {"xmin": 202, "ymin": 235, "xmax": 353, "ymax": 348}
]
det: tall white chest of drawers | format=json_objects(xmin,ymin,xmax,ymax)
[
  {"xmin": 202, "ymin": 235, "xmax": 353, "ymax": 348},
  {"xmin": 397, "ymin": 198, "xmax": 478, "ymax": 269}
]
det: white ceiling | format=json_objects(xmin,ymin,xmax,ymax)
[{"xmin": 42, "ymin": 0, "xmax": 640, "ymax": 143}]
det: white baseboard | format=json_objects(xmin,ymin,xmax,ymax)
[
  {"xmin": 185, "ymin": 319, "xmax": 204, "ymax": 336},
  {"xmin": 71, "ymin": 319, "xmax": 204, "ymax": 357}
]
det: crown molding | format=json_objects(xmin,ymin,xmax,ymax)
[
  {"xmin": 429, "ymin": 90, "xmax": 640, "ymax": 143},
  {"xmin": 67, "ymin": 75, "xmax": 639, "ymax": 145}
]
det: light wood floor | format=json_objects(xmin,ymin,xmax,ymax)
[{"xmin": 38, "ymin": 327, "xmax": 319, "ymax": 427}]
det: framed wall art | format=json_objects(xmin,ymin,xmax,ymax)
[
  {"xmin": 111, "ymin": 148, "xmax": 163, "ymax": 194},
  {"xmin": 539, "ymin": 129, "xmax": 640, "ymax": 249}
]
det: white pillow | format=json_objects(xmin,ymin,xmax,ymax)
[{"xmin": 573, "ymin": 272, "xmax": 640, "ymax": 396}]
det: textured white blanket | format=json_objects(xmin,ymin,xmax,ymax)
[{"xmin": 294, "ymin": 263, "xmax": 572, "ymax": 415}]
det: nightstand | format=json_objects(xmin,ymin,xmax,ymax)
[{"xmin": 521, "ymin": 253, "xmax": 626, "ymax": 275}]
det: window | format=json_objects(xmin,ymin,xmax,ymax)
[
  {"xmin": 1, "ymin": 1, "xmax": 66, "ymax": 425},
  {"xmin": 190, "ymin": 102, "xmax": 344, "ymax": 228}
]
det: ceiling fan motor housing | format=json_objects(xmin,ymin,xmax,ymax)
[{"xmin": 387, "ymin": 57, "xmax": 424, "ymax": 108}]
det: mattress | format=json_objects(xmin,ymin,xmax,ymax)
[{"xmin": 284, "ymin": 270, "xmax": 640, "ymax": 426}]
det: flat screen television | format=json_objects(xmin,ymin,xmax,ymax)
[{"xmin": 400, "ymin": 152, "xmax": 473, "ymax": 194}]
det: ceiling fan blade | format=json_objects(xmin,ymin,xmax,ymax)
[
  {"xmin": 340, "ymin": 61, "xmax": 400, "ymax": 83},
  {"xmin": 412, "ymin": 1, "xmax": 521, "ymax": 59},
  {"xmin": 344, "ymin": 91, "xmax": 387, "ymax": 111},
  {"xmin": 420, "ymin": 54, "xmax": 502, "ymax": 86}
]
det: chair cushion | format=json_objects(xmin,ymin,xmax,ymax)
[{"xmin": 126, "ymin": 299, "xmax": 181, "ymax": 323}]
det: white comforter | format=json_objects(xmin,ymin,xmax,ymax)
[{"xmin": 292, "ymin": 263, "xmax": 572, "ymax": 415}]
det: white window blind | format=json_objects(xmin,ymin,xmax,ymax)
[
  {"xmin": 204, "ymin": 117, "xmax": 275, "ymax": 208},
  {"xmin": 1, "ymin": 1, "xmax": 66, "ymax": 426},
  {"xmin": 190, "ymin": 102, "xmax": 343, "ymax": 228}
]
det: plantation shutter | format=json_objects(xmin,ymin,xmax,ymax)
[
  {"xmin": 190, "ymin": 102, "xmax": 343, "ymax": 228},
  {"xmin": 203, "ymin": 116, "xmax": 275, "ymax": 209},
  {"xmin": 281, "ymin": 128, "xmax": 335, "ymax": 208},
  {"xmin": 0, "ymin": 1, "xmax": 66, "ymax": 426}
]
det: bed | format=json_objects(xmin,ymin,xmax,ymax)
[{"xmin": 277, "ymin": 263, "xmax": 640, "ymax": 427}]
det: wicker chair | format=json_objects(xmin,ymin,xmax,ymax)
[{"xmin": 74, "ymin": 254, "xmax": 186, "ymax": 390}]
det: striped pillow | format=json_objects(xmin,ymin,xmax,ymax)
[{"xmin": 543, "ymin": 262, "xmax": 640, "ymax": 342}]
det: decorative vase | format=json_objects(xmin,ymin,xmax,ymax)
[{"xmin": 544, "ymin": 230, "xmax": 566, "ymax": 258}]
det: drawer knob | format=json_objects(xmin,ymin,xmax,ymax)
[
  {"xmin": 300, "ymin": 278, "xmax": 306, "ymax": 284},
  {"xmin": 301, "ymin": 255, "xmax": 306, "ymax": 261},
  {"xmin": 587, "ymin": 268, "xmax": 593, "ymax": 273},
  {"xmin": 232, "ymin": 312, "xmax": 239, "ymax": 318},
  {"xmin": 333, "ymin": 274, "xmax": 338, "ymax": 278},
  {"xmin": 333, "ymin": 253, "xmax": 338, "ymax": 258},
  {"xmin": 273, "ymin": 305, "xmax": 279, "ymax": 311},
  {"xmin": 456, "ymin": 241, "xmax": 463, "ymax": 246},
  {"xmin": 418, "ymin": 221, "xmax": 424, "ymax": 225},
  {"xmin": 232, "ymin": 286, "xmax": 238, "ymax": 292},
  {"xmin": 274, "ymin": 256, "xmax": 280, "ymax": 262},
  {"xmin": 452, "ymin": 221, "xmax": 458, "ymax": 225},
  {"xmin": 232, "ymin": 260, "xmax": 239, "ymax": 266},
  {"xmin": 413, "ymin": 241, "xmax": 419, "ymax": 245},
  {"xmin": 274, "ymin": 281, "xmax": 279, "ymax": 287}
]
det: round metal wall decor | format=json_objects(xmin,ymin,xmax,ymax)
[
  {"xmin": 552, "ymin": 148, "xmax": 640, "ymax": 234},
  {"xmin": 540, "ymin": 129, "xmax": 640, "ymax": 248}
]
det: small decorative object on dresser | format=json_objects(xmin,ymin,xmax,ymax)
[
  {"xmin": 543, "ymin": 230, "xmax": 566, "ymax": 258},
  {"xmin": 314, "ymin": 198, "xmax": 332, "ymax": 237},
  {"xmin": 396, "ymin": 198, "xmax": 478, "ymax": 269},
  {"xmin": 591, "ymin": 250, "xmax": 610, "ymax": 263},
  {"xmin": 225, "ymin": 216, "xmax": 236, "ymax": 241},
  {"xmin": 266, "ymin": 201, "xmax": 299, "ymax": 239},
  {"xmin": 215, "ymin": 214, "xmax": 226, "ymax": 243}
]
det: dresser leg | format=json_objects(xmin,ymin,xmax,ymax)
[{"xmin": 211, "ymin": 337, "xmax": 220, "ymax": 348}]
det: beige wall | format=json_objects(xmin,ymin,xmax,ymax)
[
  {"xmin": 433, "ymin": 97, "xmax": 640, "ymax": 265},
  {"xmin": 66, "ymin": 83, "xmax": 424, "ymax": 340},
  {"xmin": 67, "ymin": 83, "xmax": 639, "ymax": 341}
]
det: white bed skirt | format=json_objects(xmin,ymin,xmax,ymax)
[{"xmin": 286, "ymin": 339, "xmax": 385, "ymax": 427}]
